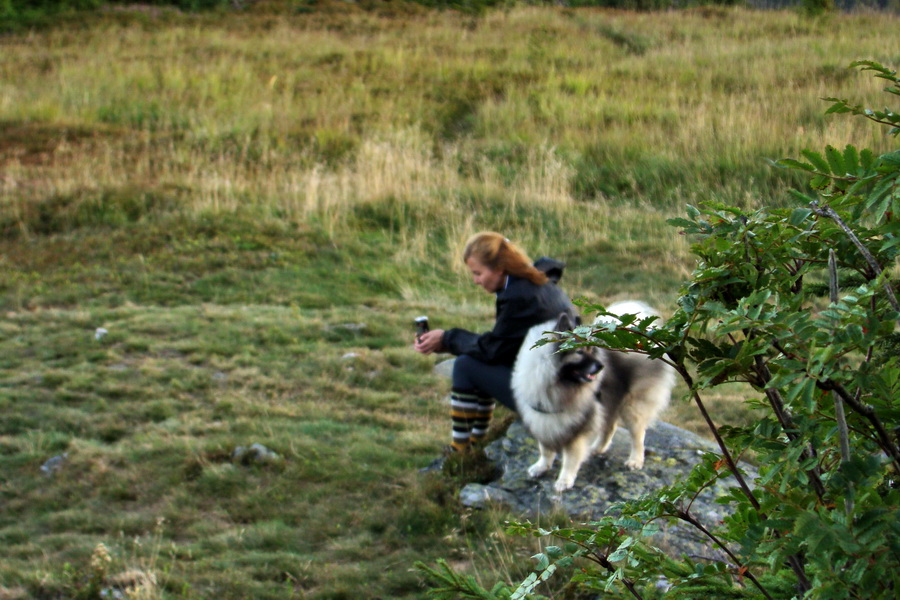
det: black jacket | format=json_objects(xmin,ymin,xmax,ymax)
[{"xmin": 442, "ymin": 257, "xmax": 575, "ymax": 367}]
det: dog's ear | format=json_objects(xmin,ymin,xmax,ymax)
[{"xmin": 554, "ymin": 312, "xmax": 576, "ymax": 333}]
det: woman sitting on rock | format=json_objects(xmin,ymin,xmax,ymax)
[{"xmin": 413, "ymin": 231, "xmax": 575, "ymax": 455}]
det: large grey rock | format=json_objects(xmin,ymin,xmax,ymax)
[{"xmin": 461, "ymin": 420, "xmax": 756, "ymax": 559}]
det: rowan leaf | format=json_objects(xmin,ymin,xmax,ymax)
[{"xmin": 802, "ymin": 149, "xmax": 832, "ymax": 173}]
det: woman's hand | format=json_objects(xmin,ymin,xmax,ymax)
[{"xmin": 414, "ymin": 329, "xmax": 446, "ymax": 355}]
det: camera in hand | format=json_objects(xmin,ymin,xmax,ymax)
[{"xmin": 414, "ymin": 316, "xmax": 430, "ymax": 340}]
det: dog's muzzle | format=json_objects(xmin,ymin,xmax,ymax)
[{"xmin": 575, "ymin": 361, "xmax": 602, "ymax": 383}]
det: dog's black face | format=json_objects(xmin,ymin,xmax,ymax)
[
  {"xmin": 557, "ymin": 346, "xmax": 603, "ymax": 385},
  {"xmin": 551, "ymin": 311, "xmax": 602, "ymax": 385}
]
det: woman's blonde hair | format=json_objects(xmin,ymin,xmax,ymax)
[{"xmin": 462, "ymin": 232, "xmax": 548, "ymax": 286}]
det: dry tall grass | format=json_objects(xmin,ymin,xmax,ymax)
[{"xmin": 2, "ymin": 7, "xmax": 896, "ymax": 237}]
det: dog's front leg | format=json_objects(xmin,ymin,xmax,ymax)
[
  {"xmin": 625, "ymin": 427, "xmax": 646, "ymax": 470},
  {"xmin": 555, "ymin": 437, "xmax": 590, "ymax": 492},
  {"xmin": 527, "ymin": 444, "xmax": 557, "ymax": 479}
]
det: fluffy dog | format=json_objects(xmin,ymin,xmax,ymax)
[{"xmin": 511, "ymin": 301, "xmax": 676, "ymax": 492}]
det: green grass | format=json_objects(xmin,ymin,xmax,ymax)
[
  {"xmin": 2, "ymin": 289, "xmax": 461, "ymax": 598},
  {"xmin": 1, "ymin": 2, "xmax": 898, "ymax": 598},
  {"xmin": 0, "ymin": 213, "xmax": 598, "ymax": 598}
]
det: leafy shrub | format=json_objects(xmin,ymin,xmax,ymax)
[
  {"xmin": 421, "ymin": 60, "xmax": 900, "ymax": 600},
  {"xmin": 5, "ymin": 0, "xmax": 102, "ymax": 11},
  {"xmin": 801, "ymin": 0, "xmax": 834, "ymax": 14},
  {"xmin": 407, "ymin": 0, "xmax": 513, "ymax": 14},
  {"xmin": 1, "ymin": 0, "xmax": 230, "ymax": 21}
]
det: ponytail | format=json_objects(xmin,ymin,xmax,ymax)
[{"xmin": 462, "ymin": 232, "xmax": 548, "ymax": 286}]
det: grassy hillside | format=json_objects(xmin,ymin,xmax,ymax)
[{"xmin": 1, "ymin": 3, "xmax": 897, "ymax": 598}]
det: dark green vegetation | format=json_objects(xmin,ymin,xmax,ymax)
[
  {"xmin": 422, "ymin": 62, "xmax": 900, "ymax": 599},
  {"xmin": 2, "ymin": 0, "xmax": 895, "ymax": 34}
]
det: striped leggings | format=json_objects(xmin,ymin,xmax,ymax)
[{"xmin": 448, "ymin": 355, "xmax": 516, "ymax": 452}]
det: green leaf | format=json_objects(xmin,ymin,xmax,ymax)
[
  {"xmin": 511, "ymin": 573, "xmax": 539, "ymax": 600},
  {"xmin": 783, "ymin": 377, "xmax": 815, "ymax": 404},
  {"xmin": 868, "ymin": 175, "xmax": 898, "ymax": 220},
  {"xmin": 824, "ymin": 99, "xmax": 853, "ymax": 115},
  {"xmin": 811, "ymin": 174, "xmax": 830, "ymax": 189},
  {"xmin": 777, "ymin": 158, "xmax": 816, "ymax": 172},
  {"xmin": 788, "ymin": 189, "xmax": 818, "ymax": 204},
  {"xmin": 843, "ymin": 144, "xmax": 861, "ymax": 174},
  {"xmin": 880, "ymin": 151, "xmax": 900, "ymax": 167},
  {"xmin": 608, "ymin": 547, "xmax": 629, "ymax": 562},
  {"xmin": 826, "ymin": 145, "xmax": 846, "ymax": 176},
  {"xmin": 788, "ymin": 207, "xmax": 814, "ymax": 226},
  {"xmin": 666, "ymin": 217, "xmax": 699, "ymax": 230},
  {"xmin": 860, "ymin": 148, "xmax": 877, "ymax": 170},
  {"xmin": 802, "ymin": 149, "xmax": 832, "ymax": 173}
]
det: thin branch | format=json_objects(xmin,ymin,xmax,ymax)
[
  {"xmin": 675, "ymin": 509, "xmax": 774, "ymax": 600},
  {"xmin": 829, "ymin": 249, "xmax": 854, "ymax": 515},
  {"xmin": 785, "ymin": 554, "xmax": 812, "ymax": 592},
  {"xmin": 861, "ymin": 115, "xmax": 899, "ymax": 129},
  {"xmin": 684, "ymin": 471, "xmax": 723, "ymax": 515},
  {"xmin": 672, "ymin": 331, "xmax": 814, "ymax": 592},
  {"xmin": 811, "ymin": 202, "xmax": 900, "ymax": 318},
  {"xmin": 587, "ymin": 553, "xmax": 644, "ymax": 600},
  {"xmin": 579, "ymin": 325, "xmax": 678, "ymax": 370},
  {"xmin": 675, "ymin": 367, "xmax": 760, "ymax": 511},
  {"xmin": 753, "ymin": 356, "xmax": 829, "ymax": 504},
  {"xmin": 560, "ymin": 537, "xmax": 644, "ymax": 600},
  {"xmin": 818, "ymin": 379, "xmax": 900, "ymax": 473}
]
